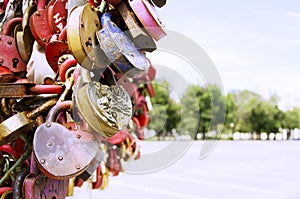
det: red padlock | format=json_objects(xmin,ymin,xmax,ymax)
[
  {"xmin": 0, "ymin": 17, "xmax": 26, "ymax": 73},
  {"xmin": 92, "ymin": 165, "xmax": 103, "ymax": 189},
  {"xmin": 132, "ymin": 116, "xmax": 144, "ymax": 140},
  {"xmin": 45, "ymin": 27, "xmax": 70, "ymax": 72},
  {"xmin": 49, "ymin": 0, "xmax": 68, "ymax": 33},
  {"xmin": 29, "ymin": 0, "xmax": 54, "ymax": 48}
]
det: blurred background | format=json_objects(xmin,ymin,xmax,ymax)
[{"xmin": 73, "ymin": 1, "xmax": 300, "ymax": 198}]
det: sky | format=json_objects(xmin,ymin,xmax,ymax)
[{"xmin": 148, "ymin": 0, "xmax": 300, "ymax": 110}]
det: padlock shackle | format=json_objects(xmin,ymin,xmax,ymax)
[
  {"xmin": 46, "ymin": 101, "xmax": 72, "ymax": 123},
  {"xmin": 2, "ymin": 17, "xmax": 22, "ymax": 36}
]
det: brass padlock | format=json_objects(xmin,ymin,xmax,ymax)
[
  {"xmin": 0, "ymin": 111, "xmax": 35, "ymax": 145},
  {"xmin": 14, "ymin": 5, "xmax": 36, "ymax": 63},
  {"xmin": 67, "ymin": 4, "xmax": 108, "ymax": 70},
  {"xmin": 74, "ymin": 81, "xmax": 133, "ymax": 138},
  {"xmin": 33, "ymin": 101, "xmax": 99, "ymax": 180}
]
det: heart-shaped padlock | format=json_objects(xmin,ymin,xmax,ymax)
[
  {"xmin": 0, "ymin": 17, "xmax": 26, "ymax": 73},
  {"xmin": 74, "ymin": 81, "xmax": 133, "ymax": 138},
  {"xmin": 33, "ymin": 101, "xmax": 99, "ymax": 179}
]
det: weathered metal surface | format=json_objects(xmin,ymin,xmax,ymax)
[
  {"xmin": 24, "ymin": 173, "xmax": 68, "ymax": 199},
  {"xmin": 0, "ymin": 111, "xmax": 35, "ymax": 145},
  {"xmin": 97, "ymin": 13, "xmax": 149, "ymax": 77},
  {"xmin": 129, "ymin": 0, "xmax": 166, "ymax": 41},
  {"xmin": 118, "ymin": 2, "xmax": 156, "ymax": 52},
  {"xmin": 74, "ymin": 82, "xmax": 132, "ymax": 137}
]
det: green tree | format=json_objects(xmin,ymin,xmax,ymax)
[{"xmin": 148, "ymin": 81, "xmax": 181, "ymax": 139}]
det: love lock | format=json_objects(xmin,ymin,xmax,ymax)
[
  {"xmin": 45, "ymin": 30, "xmax": 70, "ymax": 73},
  {"xmin": 23, "ymin": 173, "xmax": 68, "ymax": 199},
  {"xmin": 14, "ymin": 5, "xmax": 36, "ymax": 63},
  {"xmin": 0, "ymin": 17, "xmax": 26, "ymax": 73},
  {"xmin": 67, "ymin": 4, "xmax": 107, "ymax": 70},
  {"xmin": 128, "ymin": 0, "xmax": 166, "ymax": 41},
  {"xmin": 47, "ymin": 0, "xmax": 68, "ymax": 34},
  {"xmin": 74, "ymin": 81, "xmax": 133, "ymax": 138},
  {"xmin": 118, "ymin": 2, "xmax": 156, "ymax": 52},
  {"xmin": 96, "ymin": 12, "xmax": 149, "ymax": 77},
  {"xmin": 29, "ymin": 0, "xmax": 54, "ymax": 48},
  {"xmin": 33, "ymin": 101, "xmax": 99, "ymax": 180}
]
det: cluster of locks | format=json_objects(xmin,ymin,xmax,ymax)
[{"xmin": 0, "ymin": 0, "xmax": 166, "ymax": 198}]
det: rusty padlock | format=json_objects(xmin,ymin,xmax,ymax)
[
  {"xmin": 96, "ymin": 12, "xmax": 149, "ymax": 77},
  {"xmin": 33, "ymin": 101, "xmax": 99, "ymax": 179},
  {"xmin": 14, "ymin": 5, "xmax": 36, "ymax": 63},
  {"xmin": 128, "ymin": 0, "xmax": 166, "ymax": 41},
  {"xmin": 0, "ymin": 17, "xmax": 27, "ymax": 73},
  {"xmin": 74, "ymin": 80, "xmax": 133, "ymax": 138},
  {"xmin": 67, "ymin": 4, "xmax": 107, "ymax": 70},
  {"xmin": 29, "ymin": 0, "xmax": 54, "ymax": 48},
  {"xmin": 118, "ymin": 2, "xmax": 156, "ymax": 52},
  {"xmin": 23, "ymin": 173, "xmax": 69, "ymax": 199}
]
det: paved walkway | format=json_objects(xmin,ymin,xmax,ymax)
[{"xmin": 70, "ymin": 141, "xmax": 300, "ymax": 199}]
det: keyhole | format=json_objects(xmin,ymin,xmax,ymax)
[
  {"xmin": 85, "ymin": 37, "xmax": 92, "ymax": 47},
  {"xmin": 12, "ymin": 58, "xmax": 19, "ymax": 68}
]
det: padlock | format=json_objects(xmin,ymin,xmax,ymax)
[
  {"xmin": 67, "ymin": 4, "xmax": 106, "ymax": 70},
  {"xmin": 23, "ymin": 173, "xmax": 69, "ymax": 199},
  {"xmin": 96, "ymin": 12, "xmax": 149, "ymax": 77},
  {"xmin": 151, "ymin": 0, "xmax": 166, "ymax": 8},
  {"xmin": 33, "ymin": 101, "xmax": 99, "ymax": 179},
  {"xmin": 0, "ymin": 17, "xmax": 27, "ymax": 73},
  {"xmin": 74, "ymin": 81, "xmax": 133, "ymax": 138},
  {"xmin": 14, "ymin": 5, "xmax": 36, "ymax": 63},
  {"xmin": 29, "ymin": 0, "xmax": 54, "ymax": 48},
  {"xmin": 47, "ymin": 0, "xmax": 68, "ymax": 33},
  {"xmin": 0, "ymin": 98, "xmax": 58, "ymax": 145},
  {"xmin": 128, "ymin": 0, "xmax": 166, "ymax": 41},
  {"xmin": 45, "ymin": 28, "xmax": 70, "ymax": 72},
  {"xmin": 118, "ymin": 2, "xmax": 156, "ymax": 52},
  {"xmin": 132, "ymin": 116, "xmax": 144, "ymax": 140},
  {"xmin": 107, "ymin": 147, "xmax": 121, "ymax": 176}
]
